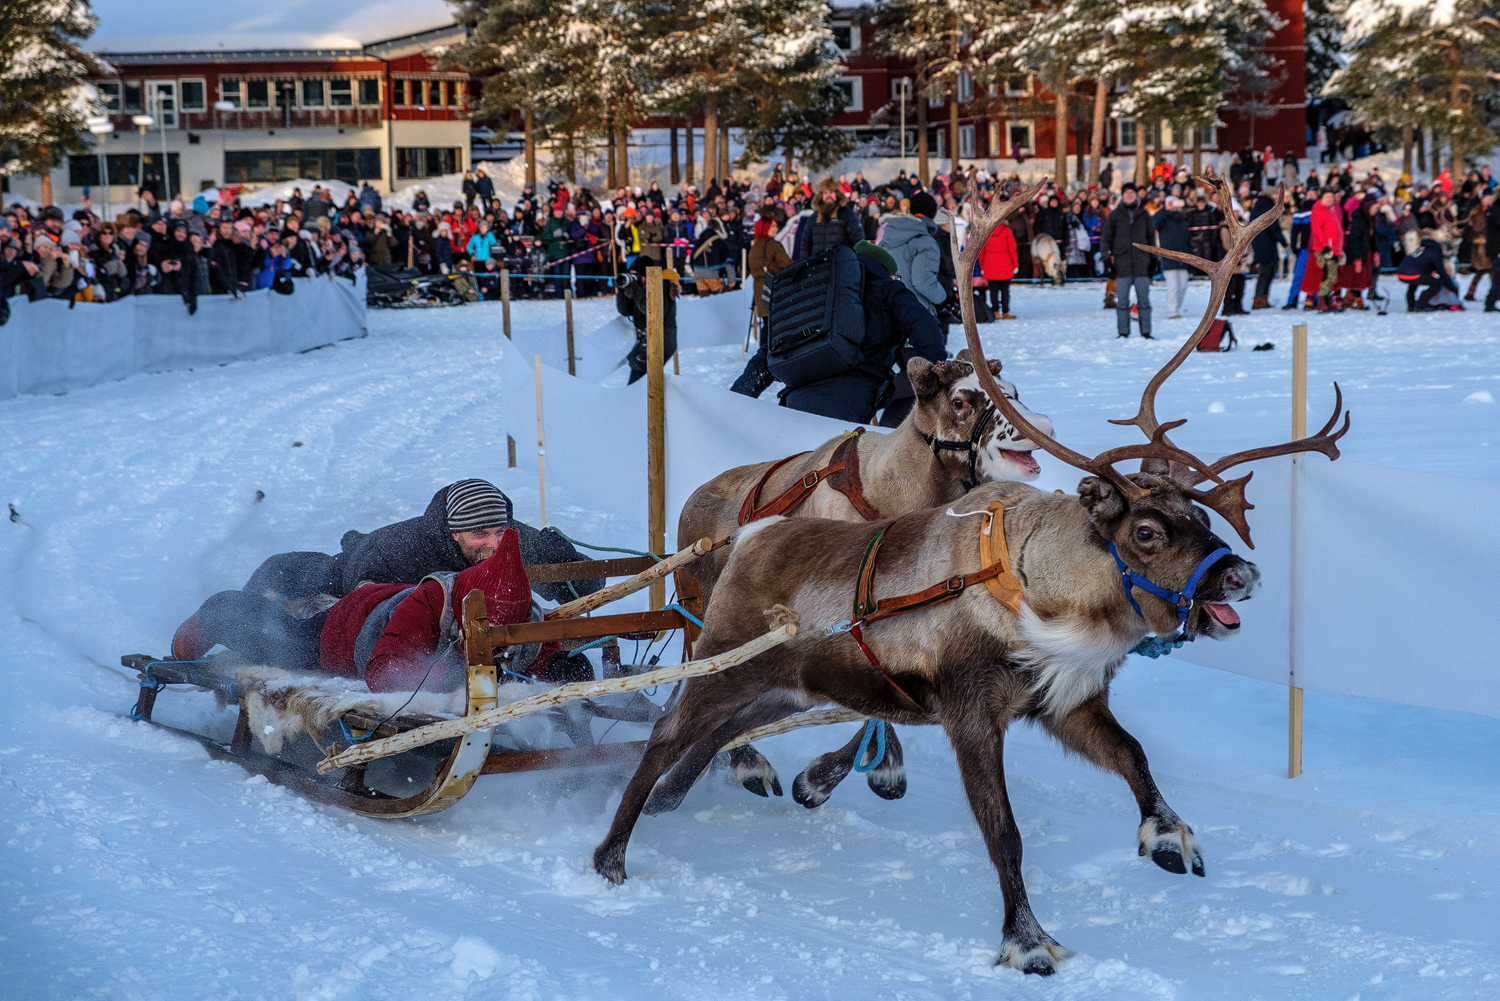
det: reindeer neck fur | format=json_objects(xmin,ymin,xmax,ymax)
[{"xmin": 854, "ymin": 420, "xmax": 971, "ymax": 513}]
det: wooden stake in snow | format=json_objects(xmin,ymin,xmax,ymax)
[
  {"xmin": 1288, "ymin": 323, "xmax": 1307, "ymax": 779},
  {"xmin": 646, "ymin": 266, "xmax": 666, "ymax": 611},
  {"xmin": 545, "ymin": 537, "xmax": 712, "ymax": 621},
  {"xmin": 315, "ymin": 624, "xmax": 798, "ymax": 775},
  {"xmin": 565, "ymin": 289, "xmax": 576, "ymax": 376},
  {"xmin": 535, "ymin": 355, "xmax": 547, "ymax": 527}
]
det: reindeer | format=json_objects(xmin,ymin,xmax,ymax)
[
  {"xmin": 678, "ymin": 186, "xmax": 1053, "ymax": 808},
  {"xmin": 594, "ymin": 180, "xmax": 1350, "ymax": 975}
]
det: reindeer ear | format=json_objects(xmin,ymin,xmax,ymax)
[
  {"xmin": 986, "ymin": 358, "xmax": 1002, "ymax": 377},
  {"xmin": 955, "ymin": 347, "xmax": 973, "ymax": 364},
  {"xmin": 908, "ymin": 357, "xmax": 941, "ymax": 397},
  {"xmin": 1078, "ymin": 476, "xmax": 1127, "ymax": 528}
]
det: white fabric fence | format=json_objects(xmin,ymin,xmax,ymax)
[{"xmin": 1, "ymin": 272, "xmax": 366, "ymax": 399}]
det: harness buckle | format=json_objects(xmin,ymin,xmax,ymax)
[
  {"xmin": 802, "ymin": 471, "xmax": 819, "ymax": 489},
  {"xmin": 826, "ymin": 619, "xmax": 855, "ymax": 635},
  {"xmin": 945, "ymin": 575, "xmax": 966, "ymax": 593}
]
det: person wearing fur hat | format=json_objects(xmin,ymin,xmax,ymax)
[
  {"xmin": 175, "ymin": 529, "xmax": 569, "ymax": 691},
  {"xmin": 799, "ymin": 179, "xmax": 864, "ymax": 259}
]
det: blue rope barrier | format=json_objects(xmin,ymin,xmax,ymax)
[{"xmin": 852, "ymin": 719, "xmax": 888, "ymax": 774}]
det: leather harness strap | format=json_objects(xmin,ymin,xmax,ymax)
[
  {"xmin": 737, "ymin": 429, "xmax": 882, "ymax": 526},
  {"xmin": 843, "ymin": 502, "xmax": 1026, "ymax": 710}
]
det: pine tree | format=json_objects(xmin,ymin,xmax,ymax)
[
  {"xmin": 0, "ymin": 0, "xmax": 99, "ymax": 201},
  {"xmin": 1303, "ymin": 0, "xmax": 1344, "ymax": 101},
  {"xmin": 447, "ymin": 0, "xmax": 558, "ymax": 186},
  {"xmin": 1326, "ymin": 0, "xmax": 1500, "ymax": 173}
]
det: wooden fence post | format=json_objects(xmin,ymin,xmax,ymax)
[
  {"xmin": 646, "ymin": 266, "xmax": 666, "ymax": 610},
  {"xmin": 535, "ymin": 355, "xmax": 548, "ymax": 528},
  {"xmin": 1288, "ymin": 322, "xmax": 1307, "ymax": 778},
  {"xmin": 504, "ymin": 268, "xmax": 515, "ymax": 465},
  {"xmin": 565, "ymin": 288, "xmax": 576, "ymax": 376}
]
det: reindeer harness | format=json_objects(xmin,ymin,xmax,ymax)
[
  {"xmin": 918, "ymin": 402, "xmax": 997, "ymax": 492},
  {"xmin": 831, "ymin": 501, "xmax": 1023, "ymax": 709},
  {"xmin": 738, "ymin": 428, "xmax": 881, "ymax": 525},
  {"xmin": 1107, "ymin": 542, "xmax": 1233, "ymax": 632}
]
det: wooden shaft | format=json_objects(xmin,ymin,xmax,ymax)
[
  {"xmin": 507, "ymin": 435, "xmax": 516, "ymax": 468},
  {"xmin": 646, "ymin": 266, "xmax": 666, "ymax": 611},
  {"xmin": 544, "ymin": 537, "xmax": 712, "ymax": 620},
  {"xmin": 535, "ymin": 355, "xmax": 547, "ymax": 527},
  {"xmin": 565, "ymin": 289, "xmax": 576, "ymax": 376},
  {"xmin": 1288, "ymin": 322, "xmax": 1307, "ymax": 779},
  {"xmin": 720, "ymin": 708, "xmax": 868, "ymax": 750},
  {"xmin": 501, "ymin": 268, "xmax": 511, "ymax": 339},
  {"xmin": 673, "ymin": 350, "xmax": 680, "ymax": 376},
  {"xmin": 315, "ymin": 624, "xmax": 797, "ymax": 774}
]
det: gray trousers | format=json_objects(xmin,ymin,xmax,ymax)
[
  {"xmin": 1162, "ymin": 269, "xmax": 1188, "ymax": 317},
  {"xmin": 1116, "ymin": 274, "xmax": 1152, "ymax": 336}
]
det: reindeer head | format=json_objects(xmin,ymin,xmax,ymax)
[
  {"xmin": 952, "ymin": 178, "xmax": 1351, "ymax": 640},
  {"xmin": 907, "ymin": 353, "xmax": 1054, "ymax": 484}
]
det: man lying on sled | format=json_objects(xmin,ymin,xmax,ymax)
[
  {"xmin": 168, "ymin": 528, "xmax": 585, "ymax": 692},
  {"xmin": 172, "ymin": 478, "xmax": 602, "ymax": 662}
]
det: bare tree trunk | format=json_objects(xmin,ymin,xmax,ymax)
[
  {"xmin": 720, "ymin": 125, "xmax": 730, "ymax": 181},
  {"xmin": 950, "ymin": 88, "xmax": 961, "ymax": 173},
  {"xmin": 1175, "ymin": 122, "xmax": 1184, "ymax": 169},
  {"xmin": 1449, "ymin": 62, "xmax": 1464, "ymax": 173},
  {"xmin": 524, "ymin": 112, "xmax": 537, "ymax": 188},
  {"xmin": 606, "ymin": 119, "xmax": 617, "ymax": 189},
  {"xmin": 39, "ymin": 148, "xmax": 53, "ymax": 207},
  {"xmin": 702, "ymin": 96, "xmax": 718, "ymax": 188},
  {"xmin": 1192, "ymin": 128, "xmax": 1202, "ymax": 179},
  {"xmin": 1401, "ymin": 124, "xmax": 1412, "ymax": 179},
  {"xmin": 670, "ymin": 120, "xmax": 680, "ymax": 186},
  {"xmin": 1077, "ymin": 99, "xmax": 1088, "ymax": 180},
  {"xmin": 1415, "ymin": 125, "xmax": 1426, "ymax": 174},
  {"xmin": 565, "ymin": 133, "xmax": 577, "ymax": 184},
  {"xmin": 916, "ymin": 64, "xmax": 930, "ymax": 185},
  {"xmin": 785, "ymin": 138, "xmax": 794, "ymax": 176},
  {"xmin": 1134, "ymin": 121, "xmax": 1148, "ymax": 186},
  {"xmin": 617, "ymin": 121, "xmax": 630, "ymax": 188},
  {"xmin": 685, "ymin": 119, "xmax": 695, "ymax": 185},
  {"xmin": 1054, "ymin": 87, "xmax": 1067, "ymax": 190},
  {"xmin": 1088, "ymin": 76, "xmax": 1108, "ymax": 185}
]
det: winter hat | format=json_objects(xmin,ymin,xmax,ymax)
[
  {"xmin": 854, "ymin": 240, "xmax": 898, "ymax": 277},
  {"xmin": 444, "ymin": 478, "xmax": 512, "ymax": 533},
  {"xmin": 192, "ymin": 194, "xmax": 209, "ymax": 214},
  {"xmin": 909, "ymin": 192, "xmax": 938, "ymax": 219},
  {"xmin": 450, "ymin": 528, "xmax": 533, "ymax": 624},
  {"xmin": 1120, "ymin": 182, "xmax": 1138, "ymax": 193}
]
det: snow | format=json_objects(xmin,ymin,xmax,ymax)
[
  {"xmin": 238, "ymin": 178, "xmax": 358, "ymax": 210},
  {"xmin": 3, "ymin": 280, "xmax": 1500, "ymax": 999}
]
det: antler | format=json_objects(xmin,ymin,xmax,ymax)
[{"xmin": 1186, "ymin": 383, "xmax": 1352, "ymax": 485}]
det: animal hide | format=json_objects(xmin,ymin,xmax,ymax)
[{"xmin": 1030, "ymin": 235, "xmax": 1064, "ymax": 285}]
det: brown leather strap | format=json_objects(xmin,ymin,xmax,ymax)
[
  {"xmin": 738, "ymin": 452, "xmax": 810, "ymax": 525},
  {"xmin": 825, "ymin": 430, "xmax": 882, "ymax": 520},
  {"xmin": 979, "ymin": 501, "xmax": 1026, "ymax": 615}
]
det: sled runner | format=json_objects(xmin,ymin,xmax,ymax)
[{"xmin": 121, "ymin": 552, "xmax": 753, "ymax": 819}]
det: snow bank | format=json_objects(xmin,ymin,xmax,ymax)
[{"xmin": 238, "ymin": 178, "xmax": 358, "ymax": 209}]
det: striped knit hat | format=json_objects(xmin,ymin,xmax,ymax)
[{"xmin": 444, "ymin": 479, "xmax": 512, "ymax": 533}]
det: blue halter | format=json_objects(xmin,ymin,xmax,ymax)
[{"xmin": 1108, "ymin": 542, "xmax": 1234, "ymax": 628}]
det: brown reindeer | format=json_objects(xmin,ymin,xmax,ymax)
[
  {"xmin": 676, "ymin": 185, "xmax": 1052, "ymax": 809},
  {"xmin": 593, "ymin": 179, "xmax": 1350, "ymax": 975}
]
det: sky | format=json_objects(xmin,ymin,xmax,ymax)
[{"xmin": 86, "ymin": 0, "xmax": 458, "ymax": 53}]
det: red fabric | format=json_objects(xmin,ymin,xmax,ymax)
[
  {"xmin": 319, "ymin": 583, "xmax": 410, "ymax": 678},
  {"xmin": 1300, "ymin": 254, "xmax": 1323, "ymax": 295},
  {"xmin": 1310, "ymin": 201, "xmax": 1344, "ymax": 257},
  {"xmin": 1337, "ymin": 261, "xmax": 1370, "ymax": 291},
  {"xmin": 978, "ymin": 226, "xmax": 1019, "ymax": 281}
]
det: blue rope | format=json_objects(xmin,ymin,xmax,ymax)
[
  {"xmin": 852, "ymin": 719, "xmax": 888, "ymax": 774},
  {"xmin": 571, "ymin": 635, "xmax": 619, "ymax": 654},
  {"xmin": 664, "ymin": 603, "xmax": 704, "ymax": 628},
  {"xmin": 1129, "ymin": 633, "xmax": 1191, "ymax": 659},
  {"xmin": 128, "ymin": 659, "xmax": 214, "ymax": 720}
]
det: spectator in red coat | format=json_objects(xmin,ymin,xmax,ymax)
[
  {"xmin": 1309, "ymin": 188, "xmax": 1345, "ymax": 310},
  {"xmin": 977, "ymin": 216, "xmax": 1019, "ymax": 319}
]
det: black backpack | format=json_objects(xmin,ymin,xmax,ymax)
[{"xmin": 766, "ymin": 245, "xmax": 866, "ymax": 389}]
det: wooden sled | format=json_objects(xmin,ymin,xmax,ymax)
[{"xmin": 123, "ymin": 554, "xmax": 711, "ymax": 819}]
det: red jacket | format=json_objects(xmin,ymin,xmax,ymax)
[
  {"xmin": 978, "ymin": 225, "xmax": 1019, "ymax": 282},
  {"xmin": 1310, "ymin": 200, "xmax": 1344, "ymax": 257}
]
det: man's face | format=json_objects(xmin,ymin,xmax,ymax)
[
  {"xmin": 452, "ymin": 527, "xmax": 507, "ymax": 564},
  {"xmin": 1122, "ymin": 189, "xmax": 1137, "ymax": 206}
]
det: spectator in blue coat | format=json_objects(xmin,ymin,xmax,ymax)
[{"xmin": 466, "ymin": 220, "xmax": 498, "ymax": 265}]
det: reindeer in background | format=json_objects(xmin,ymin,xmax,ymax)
[{"xmin": 594, "ymin": 180, "xmax": 1349, "ymax": 975}]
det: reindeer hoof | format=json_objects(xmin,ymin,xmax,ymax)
[
  {"xmin": 998, "ymin": 937, "xmax": 1072, "ymax": 976},
  {"xmin": 1138, "ymin": 817, "xmax": 1206, "ymax": 877},
  {"xmin": 791, "ymin": 768, "xmax": 834, "ymax": 809},
  {"xmin": 728, "ymin": 745, "xmax": 782, "ymax": 798},
  {"xmin": 592, "ymin": 845, "xmax": 628, "ymax": 885}
]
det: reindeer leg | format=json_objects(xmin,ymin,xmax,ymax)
[
  {"xmin": 643, "ymin": 692, "xmax": 803, "ymax": 816},
  {"xmin": 727, "ymin": 744, "xmax": 782, "ymax": 799},
  {"xmin": 1038, "ymin": 693, "xmax": 1205, "ymax": 878},
  {"xmin": 790, "ymin": 721, "xmax": 907, "ymax": 808},
  {"xmin": 864, "ymin": 724, "xmax": 906, "ymax": 801},
  {"xmin": 943, "ymin": 686, "xmax": 1070, "ymax": 975}
]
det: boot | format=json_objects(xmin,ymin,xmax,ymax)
[
  {"xmin": 171, "ymin": 612, "xmax": 211, "ymax": 661},
  {"xmin": 1346, "ymin": 293, "xmax": 1368, "ymax": 311},
  {"xmin": 1317, "ymin": 297, "xmax": 1338, "ymax": 313},
  {"xmin": 1252, "ymin": 295, "xmax": 1271, "ymax": 310},
  {"xmin": 1303, "ymin": 296, "xmax": 1320, "ymax": 311},
  {"xmin": 1000, "ymin": 312, "xmax": 1016, "ymax": 320},
  {"xmin": 1103, "ymin": 279, "xmax": 1116, "ymax": 309}
]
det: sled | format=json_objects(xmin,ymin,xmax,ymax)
[{"xmin": 122, "ymin": 553, "xmax": 723, "ymax": 819}]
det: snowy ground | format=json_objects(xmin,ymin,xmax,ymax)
[{"xmin": 3, "ymin": 279, "xmax": 1498, "ymax": 1000}]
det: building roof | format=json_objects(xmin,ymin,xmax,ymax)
[{"xmin": 87, "ymin": 0, "xmax": 459, "ymax": 54}]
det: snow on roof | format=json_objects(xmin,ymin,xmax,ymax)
[{"xmin": 87, "ymin": 0, "xmax": 457, "ymax": 54}]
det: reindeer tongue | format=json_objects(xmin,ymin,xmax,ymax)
[
  {"xmin": 1204, "ymin": 602, "xmax": 1240, "ymax": 626},
  {"xmin": 1002, "ymin": 450, "xmax": 1040, "ymax": 475}
]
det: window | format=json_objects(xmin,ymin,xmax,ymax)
[
  {"xmin": 359, "ymin": 79, "xmax": 380, "ymax": 106},
  {"xmin": 246, "ymin": 80, "xmax": 269, "ymax": 108},
  {"xmin": 830, "ymin": 24, "xmax": 852, "ymax": 50},
  {"xmin": 396, "ymin": 146, "xmax": 461, "ymax": 178},
  {"xmin": 959, "ymin": 124, "xmax": 975, "ymax": 158},
  {"xmin": 69, "ymin": 155, "xmax": 101, "ymax": 187},
  {"xmin": 124, "ymin": 80, "xmax": 142, "ymax": 111},
  {"xmin": 1008, "ymin": 121, "xmax": 1034, "ymax": 157},
  {"xmin": 890, "ymin": 78, "xmax": 911, "ymax": 102},
  {"xmin": 180, "ymin": 80, "xmax": 205, "ymax": 110},
  {"xmin": 224, "ymin": 147, "xmax": 382, "ymax": 183},
  {"xmin": 1117, "ymin": 119, "xmax": 1136, "ymax": 150},
  {"xmin": 302, "ymin": 79, "xmax": 324, "ymax": 106},
  {"xmin": 150, "ymin": 81, "xmax": 177, "ymax": 128},
  {"xmin": 833, "ymin": 78, "xmax": 862, "ymax": 113},
  {"xmin": 392, "ymin": 80, "xmax": 407, "ymax": 106},
  {"xmin": 71, "ymin": 153, "xmax": 148, "ymax": 186},
  {"xmin": 958, "ymin": 71, "xmax": 973, "ymax": 103},
  {"xmin": 1003, "ymin": 74, "xmax": 1028, "ymax": 97},
  {"xmin": 988, "ymin": 120, "xmax": 1000, "ymax": 157},
  {"xmin": 447, "ymin": 81, "xmax": 462, "ymax": 107},
  {"xmin": 219, "ymin": 80, "xmax": 242, "ymax": 108},
  {"xmin": 330, "ymin": 78, "xmax": 352, "ymax": 107},
  {"xmin": 428, "ymin": 81, "xmax": 443, "ymax": 107},
  {"xmin": 1195, "ymin": 125, "xmax": 1216, "ymax": 148},
  {"xmin": 928, "ymin": 79, "xmax": 943, "ymax": 107},
  {"xmin": 96, "ymin": 81, "xmax": 120, "ymax": 111}
]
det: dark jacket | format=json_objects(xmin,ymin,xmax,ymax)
[
  {"xmin": 1185, "ymin": 204, "xmax": 1224, "ymax": 262},
  {"xmin": 208, "ymin": 238, "xmax": 239, "ymax": 293},
  {"xmin": 1485, "ymin": 198, "xmax": 1500, "ymax": 252},
  {"xmin": 336, "ymin": 485, "xmax": 601, "ymax": 604},
  {"xmin": 1396, "ymin": 238, "xmax": 1459, "ymax": 293},
  {"xmin": 1100, "ymin": 201, "xmax": 1155, "ymax": 276},
  {"xmin": 617, "ymin": 257, "xmax": 679, "ymax": 384},
  {"xmin": 1152, "ymin": 209, "xmax": 1190, "ymax": 271},
  {"xmin": 779, "ymin": 255, "xmax": 947, "ymax": 423},
  {"xmin": 800, "ymin": 204, "xmax": 864, "ymax": 259},
  {"xmin": 1249, "ymin": 195, "xmax": 1287, "ymax": 263},
  {"xmin": 1344, "ymin": 207, "xmax": 1372, "ymax": 262}
]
